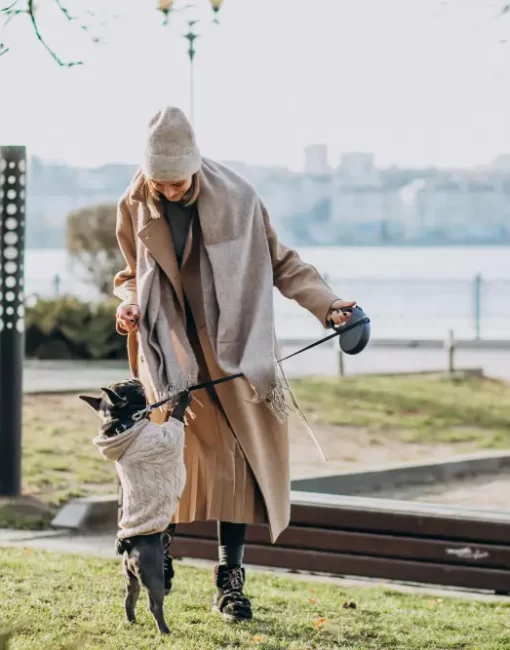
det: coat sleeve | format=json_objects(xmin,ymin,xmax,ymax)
[
  {"xmin": 262, "ymin": 202, "xmax": 340, "ymax": 327},
  {"xmin": 113, "ymin": 196, "xmax": 138, "ymax": 335}
]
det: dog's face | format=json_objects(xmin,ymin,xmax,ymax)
[
  {"xmin": 79, "ymin": 380, "xmax": 193, "ymax": 431},
  {"xmin": 79, "ymin": 379, "xmax": 147, "ymax": 434}
]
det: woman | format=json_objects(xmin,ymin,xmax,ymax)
[{"xmin": 114, "ymin": 106, "xmax": 355, "ymax": 622}]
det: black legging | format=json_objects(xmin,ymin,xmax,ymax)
[
  {"xmin": 217, "ymin": 521, "xmax": 246, "ymax": 547},
  {"xmin": 217, "ymin": 521, "xmax": 246, "ymax": 566},
  {"xmin": 163, "ymin": 521, "xmax": 246, "ymax": 567}
]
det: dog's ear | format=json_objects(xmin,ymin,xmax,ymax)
[
  {"xmin": 101, "ymin": 387, "xmax": 128, "ymax": 407},
  {"xmin": 78, "ymin": 394, "xmax": 102, "ymax": 412}
]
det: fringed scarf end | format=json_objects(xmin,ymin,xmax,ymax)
[
  {"xmin": 264, "ymin": 376, "xmax": 291, "ymax": 424},
  {"xmin": 154, "ymin": 375, "xmax": 198, "ymax": 412}
]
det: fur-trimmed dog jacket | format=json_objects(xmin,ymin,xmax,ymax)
[{"xmin": 93, "ymin": 419, "xmax": 186, "ymax": 540}]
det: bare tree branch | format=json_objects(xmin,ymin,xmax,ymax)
[
  {"xmin": 1, "ymin": 0, "xmax": 98, "ymax": 65},
  {"xmin": 1, "ymin": 0, "xmax": 20, "ymax": 13},
  {"xmin": 54, "ymin": 0, "xmax": 99, "ymax": 42},
  {"xmin": 54, "ymin": 0, "xmax": 73, "ymax": 21},
  {"xmin": 1, "ymin": 0, "xmax": 24, "ymax": 25},
  {"xmin": 3, "ymin": 6, "xmax": 23, "ymax": 28},
  {"xmin": 0, "ymin": 0, "xmax": 19, "ymax": 56},
  {"xmin": 26, "ymin": 0, "xmax": 82, "ymax": 66}
]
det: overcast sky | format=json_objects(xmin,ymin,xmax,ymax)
[{"xmin": 1, "ymin": 0, "xmax": 509, "ymax": 169}]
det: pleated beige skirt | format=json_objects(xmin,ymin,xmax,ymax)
[
  {"xmin": 174, "ymin": 384, "xmax": 267, "ymax": 525},
  {"xmin": 140, "ymin": 315, "xmax": 267, "ymax": 527}
]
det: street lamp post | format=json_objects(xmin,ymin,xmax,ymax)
[
  {"xmin": 185, "ymin": 20, "xmax": 199, "ymax": 126},
  {"xmin": 0, "ymin": 146, "xmax": 27, "ymax": 498},
  {"xmin": 158, "ymin": 0, "xmax": 224, "ymax": 126}
]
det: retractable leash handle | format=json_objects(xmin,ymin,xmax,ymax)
[{"xmin": 331, "ymin": 305, "xmax": 371, "ymax": 355}]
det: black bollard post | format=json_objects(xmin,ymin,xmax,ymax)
[{"xmin": 0, "ymin": 146, "xmax": 26, "ymax": 497}]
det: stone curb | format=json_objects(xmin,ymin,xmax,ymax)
[
  {"xmin": 23, "ymin": 369, "xmax": 484, "ymax": 396},
  {"xmin": 369, "ymin": 339, "xmax": 510, "ymax": 350},
  {"xmin": 51, "ymin": 451, "xmax": 510, "ymax": 531},
  {"xmin": 278, "ymin": 338, "xmax": 510, "ymax": 350},
  {"xmin": 290, "ymin": 451, "xmax": 510, "ymax": 497},
  {"xmin": 52, "ymin": 494, "xmax": 118, "ymax": 531}
]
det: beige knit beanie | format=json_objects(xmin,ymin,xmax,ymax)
[{"xmin": 142, "ymin": 107, "xmax": 201, "ymax": 182}]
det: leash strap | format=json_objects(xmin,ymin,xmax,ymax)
[
  {"xmin": 147, "ymin": 373, "xmax": 244, "ymax": 413},
  {"xmin": 140, "ymin": 317, "xmax": 369, "ymax": 418},
  {"xmin": 277, "ymin": 317, "xmax": 369, "ymax": 363}
]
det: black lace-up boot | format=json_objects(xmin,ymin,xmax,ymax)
[{"xmin": 212, "ymin": 565, "xmax": 253, "ymax": 622}]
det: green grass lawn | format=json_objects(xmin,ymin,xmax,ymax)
[
  {"xmin": 1, "ymin": 548, "xmax": 509, "ymax": 650},
  {"xmin": 21, "ymin": 393, "xmax": 115, "ymax": 508},
  {"xmin": 292, "ymin": 374, "xmax": 510, "ymax": 449},
  {"xmin": 14, "ymin": 374, "xmax": 510, "ymax": 521}
]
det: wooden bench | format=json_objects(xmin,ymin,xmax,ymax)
[{"xmin": 172, "ymin": 492, "xmax": 510, "ymax": 593}]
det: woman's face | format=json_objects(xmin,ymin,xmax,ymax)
[{"xmin": 152, "ymin": 176, "xmax": 193, "ymax": 202}]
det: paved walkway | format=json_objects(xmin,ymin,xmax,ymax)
[
  {"xmin": 24, "ymin": 360, "xmax": 129, "ymax": 393},
  {"xmin": 23, "ymin": 344, "xmax": 510, "ymax": 393},
  {"xmin": 0, "ymin": 528, "xmax": 506, "ymax": 603},
  {"xmin": 393, "ymin": 474, "xmax": 510, "ymax": 509}
]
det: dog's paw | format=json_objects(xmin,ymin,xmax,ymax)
[{"xmin": 171, "ymin": 390, "xmax": 192, "ymax": 423}]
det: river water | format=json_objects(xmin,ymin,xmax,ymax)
[{"xmin": 24, "ymin": 246, "xmax": 510, "ymax": 340}]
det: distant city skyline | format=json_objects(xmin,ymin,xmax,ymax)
[
  {"xmin": 1, "ymin": 0, "xmax": 509, "ymax": 169},
  {"xmin": 28, "ymin": 148, "xmax": 510, "ymax": 174},
  {"xmin": 25, "ymin": 144, "xmax": 510, "ymax": 252}
]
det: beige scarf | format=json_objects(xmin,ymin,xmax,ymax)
[{"xmin": 136, "ymin": 158, "xmax": 289, "ymax": 421}]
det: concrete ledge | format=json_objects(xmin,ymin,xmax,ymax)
[
  {"xmin": 366, "ymin": 339, "xmax": 451, "ymax": 350},
  {"xmin": 52, "ymin": 494, "xmax": 117, "ymax": 531},
  {"xmin": 52, "ymin": 452, "xmax": 510, "ymax": 532},
  {"xmin": 278, "ymin": 338, "xmax": 510, "ymax": 350},
  {"xmin": 0, "ymin": 496, "xmax": 54, "ymax": 527},
  {"xmin": 290, "ymin": 490, "xmax": 510, "ymax": 522},
  {"xmin": 25, "ymin": 368, "xmax": 484, "ymax": 396},
  {"xmin": 354, "ymin": 368, "xmax": 483, "ymax": 379},
  {"xmin": 353, "ymin": 339, "xmax": 510, "ymax": 350},
  {"xmin": 290, "ymin": 451, "xmax": 510, "ymax": 497}
]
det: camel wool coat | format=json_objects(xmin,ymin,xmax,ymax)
[{"xmin": 113, "ymin": 170, "xmax": 340, "ymax": 542}]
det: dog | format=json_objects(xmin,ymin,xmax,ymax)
[{"xmin": 79, "ymin": 379, "xmax": 191, "ymax": 635}]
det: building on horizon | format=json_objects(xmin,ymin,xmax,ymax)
[
  {"xmin": 304, "ymin": 144, "xmax": 331, "ymax": 176},
  {"xmin": 336, "ymin": 152, "xmax": 381, "ymax": 187},
  {"xmin": 24, "ymin": 152, "xmax": 510, "ymax": 249}
]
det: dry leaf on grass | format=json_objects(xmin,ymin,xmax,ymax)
[
  {"xmin": 343, "ymin": 601, "xmax": 357, "ymax": 609},
  {"xmin": 427, "ymin": 598, "xmax": 443, "ymax": 607}
]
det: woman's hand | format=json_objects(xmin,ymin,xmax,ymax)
[
  {"xmin": 116, "ymin": 304, "xmax": 140, "ymax": 333},
  {"xmin": 327, "ymin": 300, "xmax": 357, "ymax": 327}
]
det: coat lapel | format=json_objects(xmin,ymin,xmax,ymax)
[{"xmin": 136, "ymin": 202, "xmax": 185, "ymax": 314}]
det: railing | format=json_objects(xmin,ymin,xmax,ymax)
[
  {"xmin": 26, "ymin": 273, "xmax": 510, "ymax": 341},
  {"xmin": 275, "ymin": 274, "xmax": 510, "ymax": 341}
]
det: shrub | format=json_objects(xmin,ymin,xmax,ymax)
[
  {"xmin": 25, "ymin": 297, "xmax": 127, "ymax": 360},
  {"xmin": 66, "ymin": 203, "xmax": 123, "ymax": 297}
]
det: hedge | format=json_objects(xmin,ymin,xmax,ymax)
[{"xmin": 25, "ymin": 297, "xmax": 127, "ymax": 360}]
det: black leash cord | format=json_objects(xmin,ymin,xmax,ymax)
[{"xmin": 143, "ymin": 317, "xmax": 369, "ymax": 416}]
